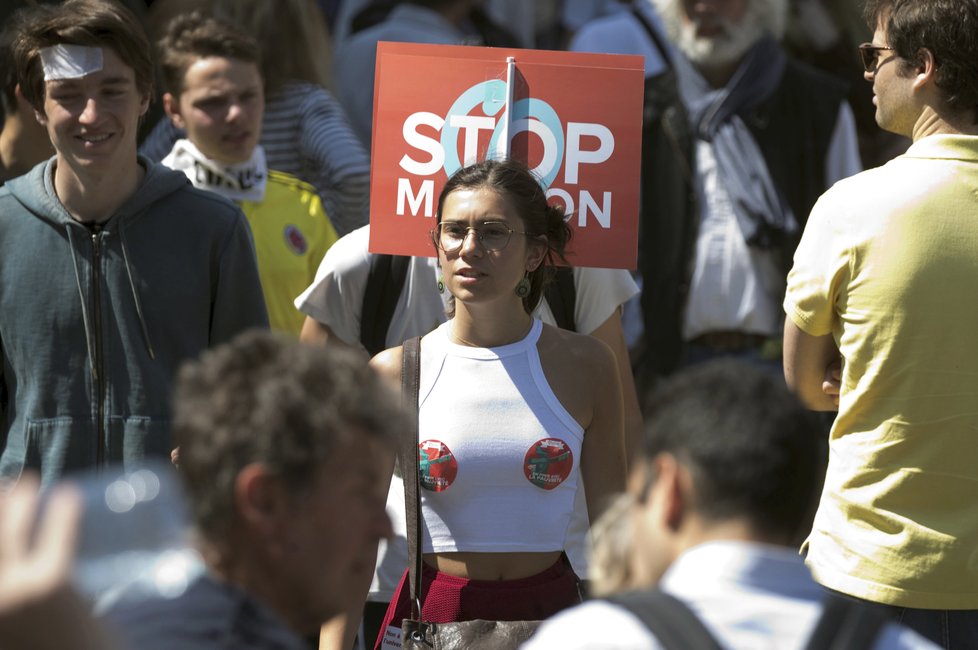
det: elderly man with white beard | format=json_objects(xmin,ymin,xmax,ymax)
[{"xmin": 572, "ymin": 0, "xmax": 861, "ymax": 386}]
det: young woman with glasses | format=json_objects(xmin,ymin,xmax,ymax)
[{"xmin": 366, "ymin": 158, "xmax": 627, "ymax": 647}]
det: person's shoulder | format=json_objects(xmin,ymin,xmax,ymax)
[
  {"xmin": 570, "ymin": 11, "xmax": 642, "ymax": 51},
  {"xmin": 320, "ymin": 225, "xmax": 372, "ymax": 268},
  {"xmin": 158, "ymin": 176, "xmax": 246, "ymax": 225},
  {"xmin": 525, "ymin": 599, "xmax": 659, "ymax": 650},
  {"xmin": 104, "ymin": 577, "xmax": 225, "ymax": 649},
  {"xmin": 266, "ymin": 169, "xmax": 319, "ymax": 197},
  {"xmin": 540, "ymin": 321, "xmax": 615, "ymax": 368},
  {"xmin": 369, "ymin": 342, "xmax": 404, "ymax": 385}
]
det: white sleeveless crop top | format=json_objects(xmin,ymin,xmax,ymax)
[{"xmin": 417, "ymin": 319, "xmax": 586, "ymax": 554}]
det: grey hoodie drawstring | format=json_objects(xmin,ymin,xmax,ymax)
[
  {"xmin": 64, "ymin": 225, "xmax": 98, "ymax": 380},
  {"xmin": 118, "ymin": 223, "xmax": 156, "ymax": 360}
]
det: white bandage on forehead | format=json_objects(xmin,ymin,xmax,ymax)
[{"xmin": 39, "ymin": 44, "xmax": 103, "ymax": 81}]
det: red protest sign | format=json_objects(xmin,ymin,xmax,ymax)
[{"xmin": 368, "ymin": 42, "xmax": 644, "ymax": 269}]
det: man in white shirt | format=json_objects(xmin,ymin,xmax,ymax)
[
  {"xmin": 572, "ymin": 0, "xmax": 862, "ymax": 383},
  {"xmin": 525, "ymin": 359, "xmax": 937, "ymax": 650}
]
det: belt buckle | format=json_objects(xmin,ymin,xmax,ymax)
[{"xmin": 759, "ymin": 337, "xmax": 783, "ymax": 361}]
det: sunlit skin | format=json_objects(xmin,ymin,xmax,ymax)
[
  {"xmin": 35, "ymin": 47, "xmax": 149, "ymax": 221},
  {"xmin": 436, "ymin": 187, "xmax": 545, "ymax": 321},
  {"xmin": 164, "ymin": 56, "xmax": 264, "ymax": 164},
  {"xmin": 864, "ymin": 24, "xmax": 915, "ymax": 138}
]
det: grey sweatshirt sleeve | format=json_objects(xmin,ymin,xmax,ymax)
[{"xmin": 209, "ymin": 215, "xmax": 270, "ymax": 345}]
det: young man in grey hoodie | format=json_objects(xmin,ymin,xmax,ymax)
[{"xmin": 0, "ymin": 0, "xmax": 268, "ymax": 486}]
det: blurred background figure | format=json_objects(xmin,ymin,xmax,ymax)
[
  {"xmin": 782, "ymin": 0, "xmax": 910, "ymax": 167},
  {"xmin": 0, "ymin": 4, "xmax": 54, "ymax": 185},
  {"xmin": 143, "ymin": 0, "xmax": 370, "ymax": 236},
  {"xmin": 332, "ymin": 0, "xmax": 520, "ymax": 150},
  {"xmin": 0, "ymin": 476, "xmax": 122, "ymax": 650},
  {"xmin": 106, "ymin": 330, "xmax": 405, "ymax": 650},
  {"xmin": 156, "ymin": 12, "xmax": 339, "ymax": 336},
  {"xmin": 526, "ymin": 359, "xmax": 937, "ymax": 649}
]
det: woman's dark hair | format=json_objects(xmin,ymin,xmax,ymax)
[{"xmin": 435, "ymin": 158, "xmax": 572, "ymax": 315}]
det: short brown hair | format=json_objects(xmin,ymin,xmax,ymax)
[
  {"xmin": 14, "ymin": 0, "xmax": 154, "ymax": 112},
  {"xmin": 173, "ymin": 330, "xmax": 404, "ymax": 548},
  {"xmin": 157, "ymin": 11, "xmax": 260, "ymax": 97},
  {"xmin": 864, "ymin": 0, "xmax": 978, "ymax": 123}
]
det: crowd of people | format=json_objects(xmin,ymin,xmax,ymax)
[{"xmin": 0, "ymin": 0, "xmax": 976, "ymax": 649}]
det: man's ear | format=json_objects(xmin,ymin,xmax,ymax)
[
  {"xmin": 233, "ymin": 463, "xmax": 288, "ymax": 540},
  {"xmin": 162, "ymin": 92, "xmax": 185, "ymax": 129},
  {"xmin": 911, "ymin": 47, "xmax": 937, "ymax": 91},
  {"xmin": 650, "ymin": 453, "xmax": 686, "ymax": 532}
]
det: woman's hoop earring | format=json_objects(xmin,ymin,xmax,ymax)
[
  {"xmin": 515, "ymin": 274, "xmax": 531, "ymax": 299},
  {"xmin": 437, "ymin": 274, "xmax": 445, "ymax": 294}
]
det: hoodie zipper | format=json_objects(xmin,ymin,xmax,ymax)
[{"xmin": 90, "ymin": 223, "xmax": 106, "ymax": 468}]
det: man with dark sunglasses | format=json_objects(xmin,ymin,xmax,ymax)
[{"xmin": 784, "ymin": 1, "xmax": 978, "ymax": 647}]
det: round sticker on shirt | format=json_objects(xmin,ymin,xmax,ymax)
[
  {"xmin": 284, "ymin": 224, "xmax": 308, "ymax": 255},
  {"xmin": 524, "ymin": 438, "xmax": 573, "ymax": 490},
  {"xmin": 418, "ymin": 440, "xmax": 458, "ymax": 492}
]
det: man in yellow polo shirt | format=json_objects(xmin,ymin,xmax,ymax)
[
  {"xmin": 158, "ymin": 12, "xmax": 338, "ymax": 336},
  {"xmin": 783, "ymin": 0, "xmax": 978, "ymax": 646}
]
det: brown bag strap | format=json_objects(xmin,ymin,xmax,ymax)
[{"xmin": 399, "ymin": 336, "xmax": 423, "ymax": 620}]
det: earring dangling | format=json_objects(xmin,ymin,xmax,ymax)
[
  {"xmin": 437, "ymin": 274, "xmax": 445, "ymax": 294},
  {"xmin": 515, "ymin": 273, "xmax": 531, "ymax": 299}
]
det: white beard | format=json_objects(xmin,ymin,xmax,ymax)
[{"xmin": 651, "ymin": 0, "xmax": 785, "ymax": 69}]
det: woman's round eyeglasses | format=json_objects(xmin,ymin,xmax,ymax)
[{"xmin": 432, "ymin": 221, "xmax": 529, "ymax": 253}]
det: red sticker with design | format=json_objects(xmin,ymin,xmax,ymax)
[
  {"xmin": 524, "ymin": 438, "xmax": 573, "ymax": 490},
  {"xmin": 419, "ymin": 440, "xmax": 458, "ymax": 492},
  {"xmin": 284, "ymin": 224, "xmax": 308, "ymax": 255}
]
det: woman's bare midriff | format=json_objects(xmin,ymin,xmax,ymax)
[{"xmin": 423, "ymin": 550, "xmax": 564, "ymax": 581}]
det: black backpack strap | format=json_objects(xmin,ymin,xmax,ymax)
[
  {"xmin": 631, "ymin": 5, "xmax": 673, "ymax": 68},
  {"xmin": 608, "ymin": 590, "xmax": 723, "ymax": 650},
  {"xmin": 543, "ymin": 266, "xmax": 577, "ymax": 333},
  {"xmin": 804, "ymin": 595, "xmax": 893, "ymax": 650},
  {"xmin": 360, "ymin": 254, "xmax": 411, "ymax": 357}
]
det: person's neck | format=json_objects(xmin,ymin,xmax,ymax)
[
  {"xmin": 54, "ymin": 155, "xmax": 144, "ymax": 224},
  {"xmin": 695, "ymin": 59, "xmax": 740, "ymax": 89},
  {"xmin": 911, "ymin": 104, "xmax": 978, "ymax": 141},
  {"xmin": 450, "ymin": 300, "xmax": 534, "ymax": 348},
  {"xmin": 207, "ymin": 546, "xmax": 310, "ymax": 638}
]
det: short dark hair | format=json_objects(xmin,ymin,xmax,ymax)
[
  {"xmin": 864, "ymin": 0, "xmax": 978, "ymax": 122},
  {"xmin": 640, "ymin": 360, "xmax": 824, "ymax": 543},
  {"xmin": 173, "ymin": 330, "xmax": 404, "ymax": 548},
  {"xmin": 157, "ymin": 11, "xmax": 260, "ymax": 97},
  {"xmin": 13, "ymin": 0, "xmax": 154, "ymax": 113},
  {"xmin": 435, "ymin": 158, "xmax": 573, "ymax": 315}
]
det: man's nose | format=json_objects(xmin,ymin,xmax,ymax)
[{"xmin": 78, "ymin": 97, "xmax": 99, "ymax": 124}]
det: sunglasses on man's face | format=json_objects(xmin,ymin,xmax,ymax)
[{"xmin": 858, "ymin": 43, "xmax": 895, "ymax": 72}]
